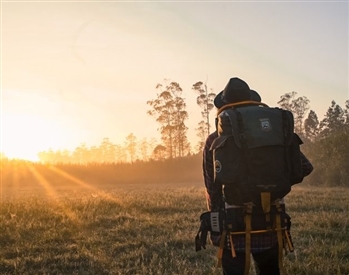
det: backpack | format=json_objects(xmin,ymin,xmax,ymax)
[
  {"xmin": 211, "ymin": 103, "xmax": 304, "ymax": 206},
  {"xmin": 208, "ymin": 102, "xmax": 302, "ymax": 274}
]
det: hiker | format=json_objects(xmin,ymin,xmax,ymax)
[{"xmin": 202, "ymin": 77, "xmax": 313, "ymax": 275}]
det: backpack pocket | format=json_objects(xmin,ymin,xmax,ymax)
[{"xmin": 211, "ymin": 135, "xmax": 246, "ymax": 186}]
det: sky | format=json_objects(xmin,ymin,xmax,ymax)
[{"xmin": 1, "ymin": 0, "xmax": 348, "ymax": 161}]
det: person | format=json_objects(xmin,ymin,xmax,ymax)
[{"xmin": 202, "ymin": 77, "xmax": 313, "ymax": 275}]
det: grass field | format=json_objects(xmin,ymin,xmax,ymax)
[{"xmin": 0, "ymin": 181, "xmax": 348, "ymax": 275}]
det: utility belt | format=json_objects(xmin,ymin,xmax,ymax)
[{"xmin": 195, "ymin": 200, "xmax": 294, "ymax": 275}]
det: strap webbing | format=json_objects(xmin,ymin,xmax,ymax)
[
  {"xmin": 261, "ymin": 192, "xmax": 271, "ymax": 213},
  {"xmin": 261, "ymin": 192, "xmax": 271, "ymax": 230},
  {"xmin": 217, "ymin": 230, "xmax": 227, "ymax": 268},
  {"xmin": 244, "ymin": 203, "xmax": 253, "ymax": 275},
  {"xmin": 229, "ymin": 233, "xmax": 237, "ymax": 258},
  {"xmin": 285, "ymin": 229, "xmax": 294, "ymax": 252},
  {"xmin": 228, "ymin": 224, "xmax": 237, "ymax": 258},
  {"xmin": 275, "ymin": 202, "xmax": 287, "ymax": 275}
]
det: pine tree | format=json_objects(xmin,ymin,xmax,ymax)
[
  {"xmin": 319, "ymin": 100, "xmax": 346, "ymax": 138},
  {"xmin": 304, "ymin": 110, "xmax": 319, "ymax": 142}
]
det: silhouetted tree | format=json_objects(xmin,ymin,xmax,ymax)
[
  {"xmin": 319, "ymin": 100, "xmax": 346, "ymax": 138},
  {"xmin": 277, "ymin": 91, "xmax": 310, "ymax": 136},
  {"xmin": 304, "ymin": 110, "xmax": 319, "ymax": 142},
  {"xmin": 89, "ymin": 145, "xmax": 102, "ymax": 163},
  {"xmin": 72, "ymin": 143, "xmax": 89, "ymax": 164},
  {"xmin": 306, "ymin": 130, "xmax": 349, "ymax": 186},
  {"xmin": 192, "ymin": 81, "xmax": 216, "ymax": 134},
  {"xmin": 344, "ymin": 99, "xmax": 349, "ymax": 128},
  {"xmin": 115, "ymin": 144, "xmax": 127, "ymax": 163},
  {"xmin": 147, "ymin": 80, "xmax": 189, "ymax": 158},
  {"xmin": 99, "ymin": 138, "xmax": 116, "ymax": 163},
  {"xmin": 195, "ymin": 120, "xmax": 207, "ymax": 153},
  {"xmin": 153, "ymin": 144, "xmax": 167, "ymax": 160},
  {"xmin": 139, "ymin": 138, "xmax": 149, "ymax": 161},
  {"xmin": 125, "ymin": 133, "xmax": 137, "ymax": 162}
]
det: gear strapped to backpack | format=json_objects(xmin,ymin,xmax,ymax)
[{"xmin": 196, "ymin": 101, "xmax": 302, "ymax": 275}]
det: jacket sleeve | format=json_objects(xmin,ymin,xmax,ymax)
[
  {"xmin": 203, "ymin": 132, "xmax": 223, "ymax": 211},
  {"xmin": 295, "ymin": 133, "xmax": 313, "ymax": 177},
  {"xmin": 300, "ymin": 152, "xmax": 313, "ymax": 177}
]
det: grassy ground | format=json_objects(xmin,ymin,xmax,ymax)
[{"xmin": 0, "ymin": 182, "xmax": 348, "ymax": 275}]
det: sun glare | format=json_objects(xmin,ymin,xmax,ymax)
[
  {"xmin": 27, "ymin": 163, "xmax": 82, "ymax": 223},
  {"xmin": 1, "ymin": 113, "xmax": 63, "ymax": 161}
]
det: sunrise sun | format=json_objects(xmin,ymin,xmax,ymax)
[{"xmin": 1, "ymin": 113, "xmax": 64, "ymax": 161}]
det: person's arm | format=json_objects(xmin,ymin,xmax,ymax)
[
  {"xmin": 203, "ymin": 132, "xmax": 222, "ymax": 211},
  {"xmin": 300, "ymin": 152, "xmax": 313, "ymax": 177},
  {"xmin": 294, "ymin": 133, "xmax": 313, "ymax": 178}
]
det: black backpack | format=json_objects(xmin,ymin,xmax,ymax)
[{"xmin": 211, "ymin": 104, "xmax": 304, "ymax": 206}]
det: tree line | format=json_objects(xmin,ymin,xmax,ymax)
[
  {"xmin": 0, "ymin": 79, "xmax": 214, "ymax": 164},
  {"xmin": 2, "ymin": 79, "xmax": 348, "ymax": 186},
  {"xmin": 30, "ymin": 79, "xmax": 217, "ymax": 163},
  {"xmin": 36, "ymin": 136, "xmax": 159, "ymax": 165},
  {"xmin": 276, "ymin": 92, "xmax": 349, "ymax": 186},
  {"xmin": 277, "ymin": 91, "xmax": 349, "ymax": 141}
]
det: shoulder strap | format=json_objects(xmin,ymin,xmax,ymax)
[{"xmin": 217, "ymin": 101, "xmax": 269, "ymax": 115}]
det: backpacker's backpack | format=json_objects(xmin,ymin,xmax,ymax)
[
  {"xmin": 195, "ymin": 101, "xmax": 303, "ymax": 275},
  {"xmin": 201, "ymin": 103, "xmax": 302, "ymax": 274},
  {"xmin": 211, "ymin": 103, "xmax": 304, "ymax": 206}
]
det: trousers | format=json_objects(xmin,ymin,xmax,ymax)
[{"xmin": 222, "ymin": 244, "xmax": 280, "ymax": 275}]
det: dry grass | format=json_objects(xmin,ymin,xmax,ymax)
[{"xmin": 0, "ymin": 182, "xmax": 348, "ymax": 275}]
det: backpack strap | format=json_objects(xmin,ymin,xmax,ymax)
[
  {"xmin": 217, "ymin": 223, "xmax": 238, "ymax": 267},
  {"xmin": 282, "ymin": 110, "xmax": 292, "ymax": 178},
  {"xmin": 284, "ymin": 217, "xmax": 294, "ymax": 253},
  {"xmin": 217, "ymin": 101, "xmax": 269, "ymax": 115},
  {"xmin": 243, "ymin": 203, "xmax": 253, "ymax": 275},
  {"xmin": 229, "ymin": 235, "xmax": 237, "ymax": 258},
  {"xmin": 217, "ymin": 229, "xmax": 227, "ymax": 267},
  {"xmin": 261, "ymin": 192, "xmax": 272, "ymax": 229},
  {"xmin": 275, "ymin": 201, "xmax": 287, "ymax": 275}
]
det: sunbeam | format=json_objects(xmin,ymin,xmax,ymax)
[
  {"xmin": 1, "ymin": 160, "xmax": 27, "ymax": 201},
  {"xmin": 27, "ymin": 163, "xmax": 82, "ymax": 224},
  {"xmin": 47, "ymin": 165, "xmax": 122, "ymax": 205}
]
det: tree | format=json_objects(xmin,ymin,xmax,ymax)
[
  {"xmin": 304, "ymin": 110, "xmax": 319, "ymax": 142},
  {"xmin": 72, "ymin": 143, "xmax": 89, "ymax": 164},
  {"xmin": 141, "ymin": 137, "xmax": 159, "ymax": 161},
  {"xmin": 192, "ymin": 81, "xmax": 216, "ymax": 151},
  {"xmin": 125, "ymin": 133, "xmax": 137, "ymax": 163},
  {"xmin": 152, "ymin": 144, "xmax": 167, "ymax": 160},
  {"xmin": 147, "ymin": 80, "xmax": 189, "ymax": 158},
  {"xmin": 305, "ymin": 130, "xmax": 349, "ymax": 186},
  {"xmin": 344, "ymin": 99, "xmax": 349, "ymax": 128},
  {"xmin": 114, "ymin": 144, "xmax": 127, "ymax": 163},
  {"xmin": 277, "ymin": 91, "xmax": 310, "ymax": 136},
  {"xmin": 195, "ymin": 120, "xmax": 207, "ymax": 153},
  {"xmin": 139, "ymin": 138, "xmax": 149, "ymax": 161},
  {"xmin": 319, "ymin": 100, "xmax": 346, "ymax": 138},
  {"xmin": 99, "ymin": 138, "xmax": 116, "ymax": 163},
  {"xmin": 89, "ymin": 146, "xmax": 102, "ymax": 163}
]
